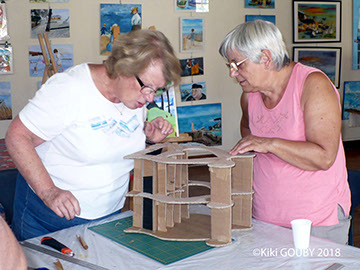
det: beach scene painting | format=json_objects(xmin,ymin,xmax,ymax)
[
  {"xmin": 0, "ymin": 81, "xmax": 12, "ymax": 120},
  {"xmin": 146, "ymin": 86, "xmax": 179, "ymax": 137},
  {"xmin": 343, "ymin": 81, "xmax": 360, "ymax": 120},
  {"xmin": 175, "ymin": 0, "xmax": 209, "ymax": 12},
  {"xmin": 180, "ymin": 57, "xmax": 204, "ymax": 77},
  {"xmin": 100, "ymin": 4, "xmax": 142, "ymax": 56},
  {"xmin": 180, "ymin": 17, "xmax": 204, "ymax": 53},
  {"xmin": 31, "ymin": 9, "xmax": 70, "ymax": 38},
  {"xmin": 29, "ymin": 44, "xmax": 73, "ymax": 77},
  {"xmin": 177, "ymin": 103, "xmax": 222, "ymax": 146},
  {"xmin": 245, "ymin": 0, "xmax": 275, "ymax": 9},
  {"xmin": 245, "ymin": 15, "xmax": 276, "ymax": 24}
]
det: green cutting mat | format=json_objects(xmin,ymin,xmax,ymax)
[{"xmin": 89, "ymin": 216, "xmax": 213, "ymax": 265}]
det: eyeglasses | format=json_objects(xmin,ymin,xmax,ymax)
[
  {"xmin": 135, "ymin": 76, "xmax": 167, "ymax": 97},
  {"xmin": 226, "ymin": 58, "xmax": 248, "ymax": 71}
]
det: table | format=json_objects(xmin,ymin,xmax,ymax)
[{"xmin": 22, "ymin": 206, "xmax": 360, "ymax": 270}]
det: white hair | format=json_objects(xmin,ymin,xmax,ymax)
[{"xmin": 219, "ymin": 20, "xmax": 290, "ymax": 71}]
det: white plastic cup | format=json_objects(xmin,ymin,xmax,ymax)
[{"xmin": 291, "ymin": 219, "xmax": 312, "ymax": 250}]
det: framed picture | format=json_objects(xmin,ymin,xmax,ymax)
[
  {"xmin": 180, "ymin": 17, "xmax": 204, "ymax": 53},
  {"xmin": 245, "ymin": 15, "xmax": 276, "ymax": 24},
  {"xmin": 31, "ymin": 9, "xmax": 70, "ymax": 39},
  {"xmin": 180, "ymin": 82, "xmax": 207, "ymax": 102},
  {"xmin": 180, "ymin": 57, "xmax": 204, "ymax": 77},
  {"xmin": 175, "ymin": 0, "xmax": 209, "ymax": 13},
  {"xmin": 177, "ymin": 103, "xmax": 222, "ymax": 146},
  {"xmin": 353, "ymin": 0, "xmax": 360, "ymax": 69},
  {"xmin": 342, "ymin": 81, "xmax": 360, "ymax": 120},
  {"xmin": 293, "ymin": 46, "xmax": 341, "ymax": 88},
  {"xmin": 245, "ymin": 0, "xmax": 275, "ymax": 9},
  {"xmin": 0, "ymin": 46, "xmax": 13, "ymax": 74},
  {"xmin": 0, "ymin": 81, "xmax": 12, "ymax": 120},
  {"xmin": 292, "ymin": 0, "xmax": 341, "ymax": 43}
]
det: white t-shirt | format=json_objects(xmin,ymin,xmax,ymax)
[{"xmin": 19, "ymin": 63, "xmax": 146, "ymax": 219}]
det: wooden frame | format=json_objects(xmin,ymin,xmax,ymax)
[
  {"xmin": 292, "ymin": 0, "xmax": 341, "ymax": 43},
  {"xmin": 293, "ymin": 46, "xmax": 341, "ymax": 88},
  {"xmin": 352, "ymin": 0, "xmax": 360, "ymax": 69},
  {"xmin": 180, "ymin": 17, "xmax": 204, "ymax": 53},
  {"xmin": 124, "ymin": 143, "xmax": 255, "ymax": 247}
]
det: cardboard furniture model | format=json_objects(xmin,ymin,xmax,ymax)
[{"xmin": 124, "ymin": 143, "xmax": 255, "ymax": 247}]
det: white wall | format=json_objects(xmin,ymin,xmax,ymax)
[{"xmin": 1, "ymin": 0, "xmax": 358, "ymax": 151}]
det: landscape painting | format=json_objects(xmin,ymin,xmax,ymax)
[
  {"xmin": 175, "ymin": 0, "xmax": 209, "ymax": 13},
  {"xmin": 245, "ymin": 15, "xmax": 276, "ymax": 24},
  {"xmin": 29, "ymin": 44, "xmax": 73, "ymax": 77},
  {"xmin": 0, "ymin": 81, "xmax": 12, "ymax": 120},
  {"xmin": 343, "ymin": 81, "xmax": 360, "ymax": 120},
  {"xmin": 177, "ymin": 103, "xmax": 222, "ymax": 146},
  {"xmin": 100, "ymin": 4, "xmax": 142, "ymax": 55},
  {"xmin": 293, "ymin": 0, "xmax": 341, "ymax": 43},
  {"xmin": 245, "ymin": 0, "xmax": 275, "ymax": 9},
  {"xmin": 180, "ymin": 17, "xmax": 204, "ymax": 53},
  {"xmin": 31, "ymin": 9, "xmax": 70, "ymax": 38},
  {"xmin": 353, "ymin": 0, "xmax": 360, "ymax": 69}
]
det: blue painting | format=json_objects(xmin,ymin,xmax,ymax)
[
  {"xmin": 245, "ymin": 15, "xmax": 276, "ymax": 24},
  {"xmin": 175, "ymin": 0, "xmax": 209, "ymax": 12},
  {"xmin": 180, "ymin": 17, "xmax": 204, "ymax": 53},
  {"xmin": 177, "ymin": 103, "xmax": 221, "ymax": 146},
  {"xmin": 343, "ymin": 81, "xmax": 360, "ymax": 120},
  {"xmin": 353, "ymin": 0, "xmax": 360, "ymax": 69},
  {"xmin": 100, "ymin": 4, "xmax": 142, "ymax": 56},
  {"xmin": 245, "ymin": 0, "xmax": 275, "ymax": 9},
  {"xmin": 29, "ymin": 44, "xmax": 73, "ymax": 77},
  {"xmin": 0, "ymin": 81, "xmax": 12, "ymax": 120},
  {"xmin": 294, "ymin": 47, "xmax": 341, "ymax": 88}
]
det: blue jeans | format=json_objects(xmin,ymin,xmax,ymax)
[{"xmin": 12, "ymin": 173, "xmax": 121, "ymax": 241}]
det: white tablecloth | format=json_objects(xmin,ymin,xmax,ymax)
[{"xmin": 22, "ymin": 206, "xmax": 360, "ymax": 270}]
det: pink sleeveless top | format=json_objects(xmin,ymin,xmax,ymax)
[{"xmin": 248, "ymin": 63, "xmax": 350, "ymax": 226}]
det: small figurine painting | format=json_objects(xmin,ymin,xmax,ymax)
[
  {"xmin": 0, "ymin": 46, "xmax": 13, "ymax": 74},
  {"xmin": 180, "ymin": 57, "xmax": 204, "ymax": 77},
  {"xmin": 146, "ymin": 86, "xmax": 179, "ymax": 137},
  {"xmin": 245, "ymin": 0, "xmax": 275, "ymax": 9},
  {"xmin": 100, "ymin": 4, "xmax": 142, "ymax": 55},
  {"xmin": 180, "ymin": 17, "xmax": 204, "ymax": 53},
  {"xmin": 180, "ymin": 82, "xmax": 206, "ymax": 102},
  {"xmin": 177, "ymin": 103, "xmax": 222, "ymax": 146},
  {"xmin": 0, "ymin": 81, "xmax": 12, "ymax": 120},
  {"xmin": 29, "ymin": 44, "xmax": 73, "ymax": 77},
  {"xmin": 342, "ymin": 81, "xmax": 360, "ymax": 120},
  {"xmin": 31, "ymin": 9, "xmax": 70, "ymax": 38},
  {"xmin": 175, "ymin": 0, "xmax": 209, "ymax": 13}
]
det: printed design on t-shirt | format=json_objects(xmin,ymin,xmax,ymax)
[
  {"xmin": 255, "ymin": 112, "xmax": 288, "ymax": 135},
  {"xmin": 90, "ymin": 115, "xmax": 140, "ymax": 137}
]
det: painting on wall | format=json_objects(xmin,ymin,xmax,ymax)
[
  {"xmin": 31, "ymin": 9, "xmax": 70, "ymax": 38},
  {"xmin": 30, "ymin": 0, "xmax": 69, "ymax": 3},
  {"xmin": 0, "ymin": 46, "xmax": 13, "ymax": 74},
  {"xmin": 293, "ymin": 0, "xmax": 341, "ymax": 43},
  {"xmin": 180, "ymin": 17, "xmax": 204, "ymax": 53},
  {"xmin": 342, "ymin": 81, "xmax": 360, "ymax": 120},
  {"xmin": 245, "ymin": 15, "xmax": 276, "ymax": 24},
  {"xmin": 245, "ymin": 0, "xmax": 275, "ymax": 9},
  {"xmin": 352, "ymin": 0, "xmax": 360, "ymax": 69},
  {"xmin": 293, "ymin": 46, "xmax": 341, "ymax": 88},
  {"xmin": 100, "ymin": 4, "xmax": 142, "ymax": 56},
  {"xmin": 0, "ymin": 81, "xmax": 12, "ymax": 120},
  {"xmin": 177, "ymin": 103, "xmax": 222, "ymax": 146},
  {"xmin": 29, "ymin": 44, "xmax": 73, "ymax": 77},
  {"xmin": 180, "ymin": 82, "xmax": 206, "ymax": 102},
  {"xmin": 180, "ymin": 57, "xmax": 204, "ymax": 77},
  {"xmin": 146, "ymin": 86, "xmax": 179, "ymax": 137},
  {"xmin": 175, "ymin": 0, "xmax": 209, "ymax": 13}
]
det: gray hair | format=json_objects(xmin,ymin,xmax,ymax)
[{"xmin": 219, "ymin": 20, "xmax": 290, "ymax": 71}]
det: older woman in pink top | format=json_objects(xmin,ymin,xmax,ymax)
[{"xmin": 219, "ymin": 20, "xmax": 351, "ymax": 244}]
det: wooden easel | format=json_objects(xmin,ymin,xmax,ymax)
[{"xmin": 38, "ymin": 32, "xmax": 58, "ymax": 85}]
